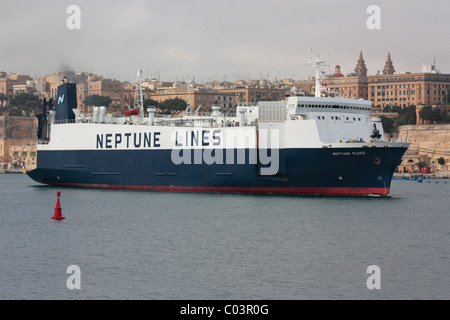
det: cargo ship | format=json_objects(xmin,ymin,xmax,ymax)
[{"xmin": 27, "ymin": 68, "xmax": 409, "ymax": 196}]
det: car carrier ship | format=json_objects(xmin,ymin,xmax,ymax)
[{"xmin": 27, "ymin": 68, "xmax": 409, "ymax": 196}]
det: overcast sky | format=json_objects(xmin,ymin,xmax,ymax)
[{"xmin": 0, "ymin": 0, "xmax": 449, "ymax": 82}]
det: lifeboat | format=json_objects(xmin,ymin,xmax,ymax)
[{"xmin": 123, "ymin": 109, "xmax": 140, "ymax": 116}]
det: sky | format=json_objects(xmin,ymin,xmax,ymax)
[{"xmin": 0, "ymin": 0, "xmax": 449, "ymax": 83}]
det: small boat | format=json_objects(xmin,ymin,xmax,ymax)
[{"xmin": 123, "ymin": 109, "xmax": 140, "ymax": 116}]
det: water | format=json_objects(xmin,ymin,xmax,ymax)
[{"xmin": 0, "ymin": 174, "xmax": 448, "ymax": 300}]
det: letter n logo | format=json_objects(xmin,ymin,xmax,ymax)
[{"xmin": 58, "ymin": 95, "xmax": 65, "ymax": 105}]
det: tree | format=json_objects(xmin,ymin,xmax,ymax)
[
  {"xmin": 383, "ymin": 105, "xmax": 401, "ymax": 113},
  {"xmin": 437, "ymin": 157, "xmax": 445, "ymax": 166},
  {"xmin": 159, "ymin": 98, "xmax": 187, "ymax": 114},
  {"xmin": 400, "ymin": 105, "xmax": 417, "ymax": 124},
  {"xmin": 143, "ymin": 99, "xmax": 159, "ymax": 109},
  {"xmin": 393, "ymin": 105, "xmax": 416, "ymax": 126},
  {"xmin": 419, "ymin": 105, "xmax": 442, "ymax": 123},
  {"xmin": 415, "ymin": 161, "xmax": 427, "ymax": 170},
  {"xmin": 419, "ymin": 106, "xmax": 433, "ymax": 122},
  {"xmin": 7, "ymin": 93, "xmax": 42, "ymax": 116},
  {"xmin": 443, "ymin": 113, "xmax": 450, "ymax": 123},
  {"xmin": 0, "ymin": 93, "xmax": 7, "ymax": 107},
  {"xmin": 380, "ymin": 116, "xmax": 394, "ymax": 135},
  {"xmin": 83, "ymin": 94, "xmax": 112, "ymax": 107},
  {"xmin": 142, "ymin": 99, "xmax": 160, "ymax": 115}
]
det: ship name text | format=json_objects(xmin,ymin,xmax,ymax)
[
  {"xmin": 174, "ymin": 129, "xmax": 221, "ymax": 147},
  {"xmin": 332, "ymin": 151, "xmax": 366, "ymax": 156},
  {"xmin": 96, "ymin": 132, "xmax": 161, "ymax": 149}
]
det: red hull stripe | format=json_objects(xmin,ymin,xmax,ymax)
[{"xmin": 51, "ymin": 183, "xmax": 390, "ymax": 196}]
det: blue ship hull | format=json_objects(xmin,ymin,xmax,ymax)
[{"xmin": 27, "ymin": 146, "xmax": 407, "ymax": 196}]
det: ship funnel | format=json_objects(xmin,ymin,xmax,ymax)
[{"xmin": 55, "ymin": 83, "xmax": 77, "ymax": 122}]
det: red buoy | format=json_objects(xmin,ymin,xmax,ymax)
[{"xmin": 52, "ymin": 191, "xmax": 65, "ymax": 220}]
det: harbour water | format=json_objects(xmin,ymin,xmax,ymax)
[{"xmin": 0, "ymin": 173, "xmax": 448, "ymax": 300}]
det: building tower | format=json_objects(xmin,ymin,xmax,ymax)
[
  {"xmin": 354, "ymin": 51, "xmax": 368, "ymax": 77},
  {"xmin": 333, "ymin": 65, "xmax": 344, "ymax": 77},
  {"xmin": 382, "ymin": 52, "xmax": 395, "ymax": 75}
]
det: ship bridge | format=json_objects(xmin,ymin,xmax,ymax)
[{"xmin": 287, "ymin": 96, "xmax": 372, "ymax": 116}]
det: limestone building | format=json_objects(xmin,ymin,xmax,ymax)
[{"xmin": 368, "ymin": 54, "xmax": 450, "ymax": 108}]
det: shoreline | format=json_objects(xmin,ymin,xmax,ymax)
[
  {"xmin": 1, "ymin": 170, "xmax": 28, "ymax": 174},
  {"xmin": 393, "ymin": 172, "xmax": 449, "ymax": 179}
]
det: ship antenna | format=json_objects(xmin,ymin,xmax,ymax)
[
  {"xmin": 306, "ymin": 47, "xmax": 329, "ymax": 97},
  {"xmin": 186, "ymin": 80, "xmax": 193, "ymax": 114},
  {"xmin": 188, "ymin": 80, "xmax": 192, "ymax": 110},
  {"xmin": 134, "ymin": 68, "xmax": 144, "ymax": 117}
]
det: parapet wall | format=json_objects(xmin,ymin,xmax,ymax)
[
  {"xmin": 397, "ymin": 124, "xmax": 450, "ymax": 159},
  {"xmin": 0, "ymin": 116, "xmax": 38, "ymax": 139}
]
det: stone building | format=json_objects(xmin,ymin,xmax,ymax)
[
  {"xmin": 396, "ymin": 124, "xmax": 450, "ymax": 173},
  {"xmin": 368, "ymin": 55, "xmax": 450, "ymax": 108},
  {"xmin": 150, "ymin": 85, "xmax": 236, "ymax": 112},
  {"xmin": 0, "ymin": 73, "xmax": 33, "ymax": 101},
  {"xmin": 311, "ymin": 51, "xmax": 369, "ymax": 99},
  {"xmin": 397, "ymin": 153, "xmax": 430, "ymax": 174},
  {"xmin": 0, "ymin": 116, "xmax": 38, "ymax": 164},
  {"xmin": 217, "ymin": 87, "xmax": 287, "ymax": 104},
  {"xmin": 382, "ymin": 52, "xmax": 395, "ymax": 75},
  {"xmin": 9, "ymin": 142, "xmax": 37, "ymax": 170}
]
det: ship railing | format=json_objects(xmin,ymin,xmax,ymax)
[
  {"xmin": 237, "ymin": 102, "xmax": 256, "ymax": 107},
  {"xmin": 154, "ymin": 117, "xmax": 254, "ymax": 128},
  {"xmin": 53, "ymin": 119, "xmax": 76, "ymax": 125},
  {"xmin": 390, "ymin": 138, "xmax": 409, "ymax": 143},
  {"xmin": 184, "ymin": 111, "xmax": 212, "ymax": 117}
]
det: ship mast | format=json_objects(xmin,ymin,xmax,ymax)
[
  {"xmin": 134, "ymin": 68, "xmax": 144, "ymax": 117},
  {"xmin": 307, "ymin": 48, "xmax": 329, "ymax": 97}
]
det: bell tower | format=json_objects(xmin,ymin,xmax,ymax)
[
  {"xmin": 382, "ymin": 52, "xmax": 395, "ymax": 75},
  {"xmin": 354, "ymin": 50, "xmax": 368, "ymax": 77}
]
